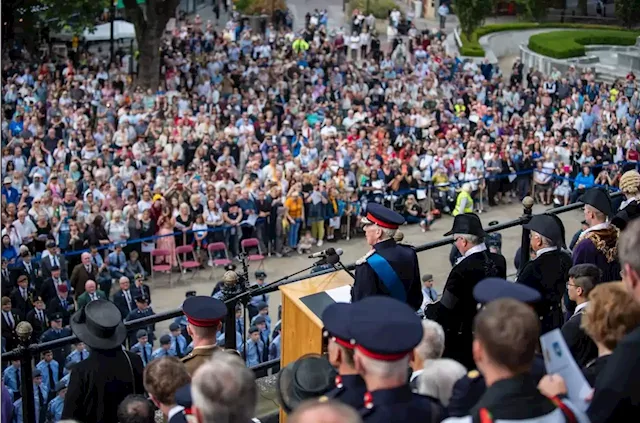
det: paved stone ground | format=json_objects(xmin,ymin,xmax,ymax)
[{"xmin": 149, "ymin": 202, "xmax": 584, "ymax": 337}]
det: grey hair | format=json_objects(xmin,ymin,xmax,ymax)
[
  {"xmin": 381, "ymin": 226, "xmax": 398, "ymax": 239},
  {"xmin": 533, "ymin": 231, "xmax": 556, "ymax": 247},
  {"xmin": 289, "ymin": 399, "xmax": 363, "ymax": 423},
  {"xmin": 415, "ymin": 320, "xmax": 445, "ymax": 361},
  {"xmin": 191, "ymin": 351, "xmax": 257, "ymax": 423},
  {"xmin": 454, "ymin": 233, "xmax": 483, "ymax": 245},
  {"xmin": 619, "ymin": 219, "xmax": 640, "ymax": 273},
  {"xmin": 417, "ymin": 358, "xmax": 467, "ymax": 406},
  {"xmin": 356, "ymin": 351, "xmax": 409, "ymax": 379}
]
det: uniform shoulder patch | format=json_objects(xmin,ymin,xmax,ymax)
[{"xmin": 467, "ymin": 370, "xmax": 480, "ymax": 379}]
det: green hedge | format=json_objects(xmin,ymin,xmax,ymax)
[
  {"xmin": 349, "ymin": 0, "xmax": 398, "ymax": 19},
  {"xmin": 528, "ymin": 30, "xmax": 640, "ymax": 59},
  {"xmin": 459, "ymin": 22, "xmax": 628, "ymax": 57}
]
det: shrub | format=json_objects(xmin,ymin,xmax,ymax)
[
  {"xmin": 528, "ymin": 30, "xmax": 640, "ymax": 59},
  {"xmin": 349, "ymin": 0, "xmax": 398, "ymax": 20},
  {"xmin": 234, "ymin": 0, "xmax": 287, "ymax": 15},
  {"xmin": 458, "ymin": 22, "xmax": 628, "ymax": 57}
]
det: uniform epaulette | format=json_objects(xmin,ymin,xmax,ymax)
[
  {"xmin": 355, "ymin": 249, "xmax": 376, "ymax": 266},
  {"xmin": 467, "ymin": 370, "xmax": 480, "ymax": 379},
  {"xmin": 181, "ymin": 353, "xmax": 193, "ymax": 362}
]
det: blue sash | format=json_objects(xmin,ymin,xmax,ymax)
[{"xmin": 366, "ymin": 253, "xmax": 406, "ymax": 303}]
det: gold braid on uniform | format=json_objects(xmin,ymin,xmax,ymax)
[{"xmin": 578, "ymin": 226, "xmax": 620, "ymax": 263}]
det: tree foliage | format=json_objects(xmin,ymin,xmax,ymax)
[
  {"xmin": 455, "ymin": 0, "xmax": 494, "ymax": 41},
  {"xmin": 39, "ymin": 0, "xmax": 110, "ymax": 34},
  {"xmin": 616, "ymin": 0, "xmax": 640, "ymax": 29},
  {"xmin": 513, "ymin": 0, "xmax": 551, "ymax": 21}
]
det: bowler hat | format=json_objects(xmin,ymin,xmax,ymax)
[
  {"xmin": 276, "ymin": 354, "xmax": 337, "ymax": 413},
  {"xmin": 70, "ymin": 299, "xmax": 127, "ymax": 350},
  {"xmin": 444, "ymin": 213, "xmax": 486, "ymax": 237}
]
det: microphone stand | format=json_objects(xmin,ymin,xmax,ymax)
[{"xmin": 331, "ymin": 259, "xmax": 356, "ymax": 280}]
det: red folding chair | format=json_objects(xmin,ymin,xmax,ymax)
[
  {"xmin": 175, "ymin": 245, "xmax": 201, "ymax": 281},
  {"xmin": 150, "ymin": 248, "xmax": 172, "ymax": 287},
  {"xmin": 241, "ymin": 238, "xmax": 265, "ymax": 270},
  {"xmin": 207, "ymin": 242, "xmax": 232, "ymax": 274}
]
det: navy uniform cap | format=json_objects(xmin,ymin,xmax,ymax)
[
  {"xmin": 159, "ymin": 334, "xmax": 172, "ymax": 345},
  {"xmin": 256, "ymin": 301, "xmax": 268, "ymax": 311},
  {"xmin": 350, "ymin": 296, "xmax": 422, "ymax": 360},
  {"xmin": 248, "ymin": 325, "xmax": 259, "ymax": 334},
  {"xmin": 321, "ymin": 303, "xmax": 355, "ymax": 349},
  {"xmin": 182, "ymin": 296, "xmax": 226, "ymax": 327},
  {"xmin": 473, "ymin": 278, "xmax": 541, "ymax": 305},
  {"xmin": 134, "ymin": 295, "xmax": 146, "ymax": 303},
  {"xmin": 169, "ymin": 322, "xmax": 180, "ymax": 331},
  {"xmin": 54, "ymin": 381, "xmax": 67, "ymax": 392},
  {"xmin": 49, "ymin": 312, "xmax": 63, "ymax": 321},
  {"xmin": 361, "ymin": 203, "xmax": 405, "ymax": 229},
  {"xmin": 523, "ymin": 214, "xmax": 565, "ymax": 248},
  {"xmin": 580, "ymin": 187, "xmax": 613, "ymax": 217},
  {"xmin": 255, "ymin": 270, "xmax": 267, "ymax": 278},
  {"xmin": 136, "ymin": 329, "xmax": 148, "ymax": 339},
  {"xmin": 253, "ymin": 315, "xmax": 267, "ymax": 325},
  {"xmin": 33, "ymin": 369, "xmax": 42, "ymax": 378}
]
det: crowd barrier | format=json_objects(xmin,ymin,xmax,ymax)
[{"xmin": 2, "ymin": 189, "xmax": 626, "ymax": 422}]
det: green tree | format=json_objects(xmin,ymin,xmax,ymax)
[
  {"xmin": 40, "ymin": 0, "xmax": 179, "ymax": 89},
  {"xmin": 513, "ymin": 0, "xmax": 551, "ymax": 21},
  {"xmin": 456, "ymin": 0, "xmax": 494, "ymax": 40},
  {"xmin": 616, "ymin": 0, "xmax": 640, "ymax": 29}
]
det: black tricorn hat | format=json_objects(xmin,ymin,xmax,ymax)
[
  {"xmin": 276, "ymin": 354, "xmax": 337, "ymax": 413},
  {"xmin": 444, "ymin": 213, "xmax": 487, "ymax": 237},
  {"xmin": 70, "ymin": 299, "xmax": 127, "ymax": 350},
  {"xmin": 580, "ymin": 187, "xmax": 613, "ymax": 217}
]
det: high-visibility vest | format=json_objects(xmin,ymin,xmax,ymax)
[{"xmin": 453, "ymin": 191, "xmax": 473, "ymax": 216}]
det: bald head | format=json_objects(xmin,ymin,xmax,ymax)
[
  {"xmin": 289, "ymin": 400, "xmax": 362, "ymax": 423},
  {"xmin": 85, "ymin": 280, "xmax": 96, "ymax": 294}
]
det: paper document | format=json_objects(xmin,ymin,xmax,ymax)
[
  {"xmin": 416, "ymin": 189, "xmax": 427, "ymax": 200},
  {"xmin": 326, "ymin": 285, "xmax": 352, "ymax": 303},
  {"xmin": 241, "ymin": 214, "xmax": 258, "ymax": 227},
  {"xmin": 540, "ymin": 329, "xmax": 592, "ymax": 412}
]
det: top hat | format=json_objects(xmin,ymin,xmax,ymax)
[
  {"xmin": 70, "ymin": 299, "xmax": 127, "ymax": 350},
  {"xmin": 443, "ymin": 213, "xmax": 486, "ymax": 237},
  {"xmin": 276, "ymin": 354, "xmax": 337, "ymax": 413}
]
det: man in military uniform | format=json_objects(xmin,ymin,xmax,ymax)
[
  {"xmin": 125, "ymin": 295, "xmax": 156, "ymax": 346},
  {"xmin": 518, "ymin": 214, "xmax": 572, "ymax": 333},
  {"xmin": 447, "ymin": 278, "xmax": 545, "ymax": 417},
  {"xmin": 425, "ymin": 213, "xmax": 506, "ymax": 370},
  {"xmin": 248, "ymin": 270, "xmax": 269, "ymax": 321},
  {"xmin": 573, "ymin": 188, "xmax": 620, "ymax": 282},
  {"xmin": 320, "ymin": 302, "xmax": 367, "ymax": 409},
  {"xmin": 38, "ymin": 313, "xmax": 71, "ymax": 380},
  {"xmin": 180, "ymin": 295, "xmax": 226, "ymax": 376},
  {"xmin": 352, "ymin": 203, "xmax": 422, "ymax": 310},
  {"xmin": 443, "ymin": 297, "xmax": 588, "ymax": 423},
  {"xmin": 349, "ymin": 296, "xmax": 445, "ymax": 422}
]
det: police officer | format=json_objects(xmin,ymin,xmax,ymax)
[
  {"xmin": 442, "ymin": 293, "xmax": 588, "ymax": 423},
  {"xmin": 248, "ymin": 270, "xmax": 269, "ymax": 320},
  {"xmin": 349, "ymin": 296, "xmax": 445, "ymax": 422},
  {"xmin": 519, "ymin": 214, "xmax": 572, "ymax": 334},
  {"xmin": 40, "ymin": 312, "xmax": 71, "ymax": 379},
  {"xmin": 180, "ymin": 295, "xmax": 226, "ymax": 376},
  {"xmin": 425, "ymin": 213, "xmax": 506, "ymax": 370},
  {"xmin": 447, "ymin": 277, "xmax": 545, "ymax": 418},
  {"xmin": 319, "ymin": 302, "xmax": 367, "ymax": 409},
  {"xmin": 353, "ymin": 203, "xmax": 422, "ymax": 310},
  {"xmin": 125, "ymin": 295, "xmax": 156, "ymax": 346}
]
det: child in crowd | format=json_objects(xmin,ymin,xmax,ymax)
[{"xmin": 297, "ymin": 229, "xmax": 315, "ymax": 255}]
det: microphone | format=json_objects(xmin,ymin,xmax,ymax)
[{"xmin": 308, "ymin": 248, "xmax": 343, "ymax": 259}]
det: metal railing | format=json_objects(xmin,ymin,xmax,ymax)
[{"xmin": 1, "ymin": 192, "xmax": 624, "ymax": 422}]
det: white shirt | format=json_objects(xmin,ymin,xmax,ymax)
[
  {"xmin": 455, "ymin": 243, "xmax": 488, "ymax": 265},
  {"xmin": 167, "ymin": 405, "xmax": 185, "ymax": 421},
  {"xmin": 573, "ymin": 301, "xmax": 589, "ymax": 316},
  {"xmin": 536, "ymin": 246, "xmax": 558, "ymax": 258}
]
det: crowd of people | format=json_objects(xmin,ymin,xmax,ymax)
[{"xmin": 2, "ymin": 1, "xmax": 640, "ymax": 422}]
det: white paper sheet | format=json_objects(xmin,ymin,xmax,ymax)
[
  {"xmin": 326, "ymin": 285, "xmax": 352, "ymax": 303},
  {"xmin": 540, "ymin": 329, "xmax": 592, "ymax": 412}
]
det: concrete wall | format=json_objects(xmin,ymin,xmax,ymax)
[{"xmin": 478, "ymin": 28, "xmax": 582, "ymax": 64}]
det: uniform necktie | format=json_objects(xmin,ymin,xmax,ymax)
[
  {"xmin": 2, "ymin": 269, "xmax": 8, "ymax": 280},
  {"xmin": 4, "ymin": 312, "xmax": 14, "ymax": 329},
  {"xmin": 175, "ymin": 337, "xmax": 182, "ymax": 357},
  {"xmin": 48, "ymin": 363, "xmax": 55, "ymax": 390},
  {"xmin": 25, "ymin": 263, "xmax": 31, "ymax": 274},
  {"xmin": 80, "ymin": 351, "xmax": 84, "ymax": 360},
  {"xmin": 52, "ymin": 256, "xmax": 58, "ymax": 268},
  {"xmin": 37, "ymin": 385, "xmax": 45, "ymax": 407},
  {"xmin": 115, "ymin": 254, "xmax": 120, "ymax": 268},
  {"xmin": 142, "ymin": 346, "xmax": 149, "ymax": 365},
  {"xmin": 15, "ymin": 368, "xmax": 21, "ymax": 392},
  {"xmin": 124, "ymin": 291, "xmax": 132, "ymax": 311},
  {"xmin": 38, "ymin": 310, "xmax": 44, "ymax": 323},
  {"xmin": 21, "ymin": 288, "xmax": 27, "ymax": 300},
  {"xmin": 60, "ymin": 298, "xmax": 66, "ymax": 309}
]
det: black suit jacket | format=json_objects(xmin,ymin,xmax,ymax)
[
  {"xmin": 39, "ymin": 278, "xmax": 70, "ymax": 304},
  {"xmin": 561, "ymin": 309, "xmax": 597, "ymax": 368},
  {"xmin": 40, "ymin": 254, "xmax": 68, "ymax": 281},
  {"xmin": 10, "ymin": 259, "xmax": 41, "ymax": 290},
  {"xmin": 518, "ymin": 249, "xmax": 573, "ymax": 333},
  {"xmin": 588, "ymin": 326, "xmax": 640, "ymax": 423},
  {"xmin": 132, "ymin": 283, "xmax": 152, "ymax": 304},
  {"xmin": 25, "ymin": 308, "xmax": 49, "ymax": 341},
  {"xmin": 62, "ymin": 348, "xmax": 145, "ymax": 423},
  {"xmin": 9, "ymin": 287, "xmax": 35, "ymax": 319},
  {"xmin": 1, "ymin": 309, "xmax": 21, "ymax": 351},
  {"xmin": 1, "ymin": 268, "xmax": 13, "ymax": 294},
  {"xmin": 47, "ymin": 296, "xmax": 74, "ymax": 327},
  {"xmin": 112, "ymin": 290, "xmax": 136, "ymax": 319},
  {"xmin": 425, "ymin": 250, "xmax": 506, "ymax": 369}
]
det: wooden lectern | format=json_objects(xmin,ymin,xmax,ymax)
[{"xmin": 278, "ymin": 271, "xmax": 353, "ymax": 421}]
